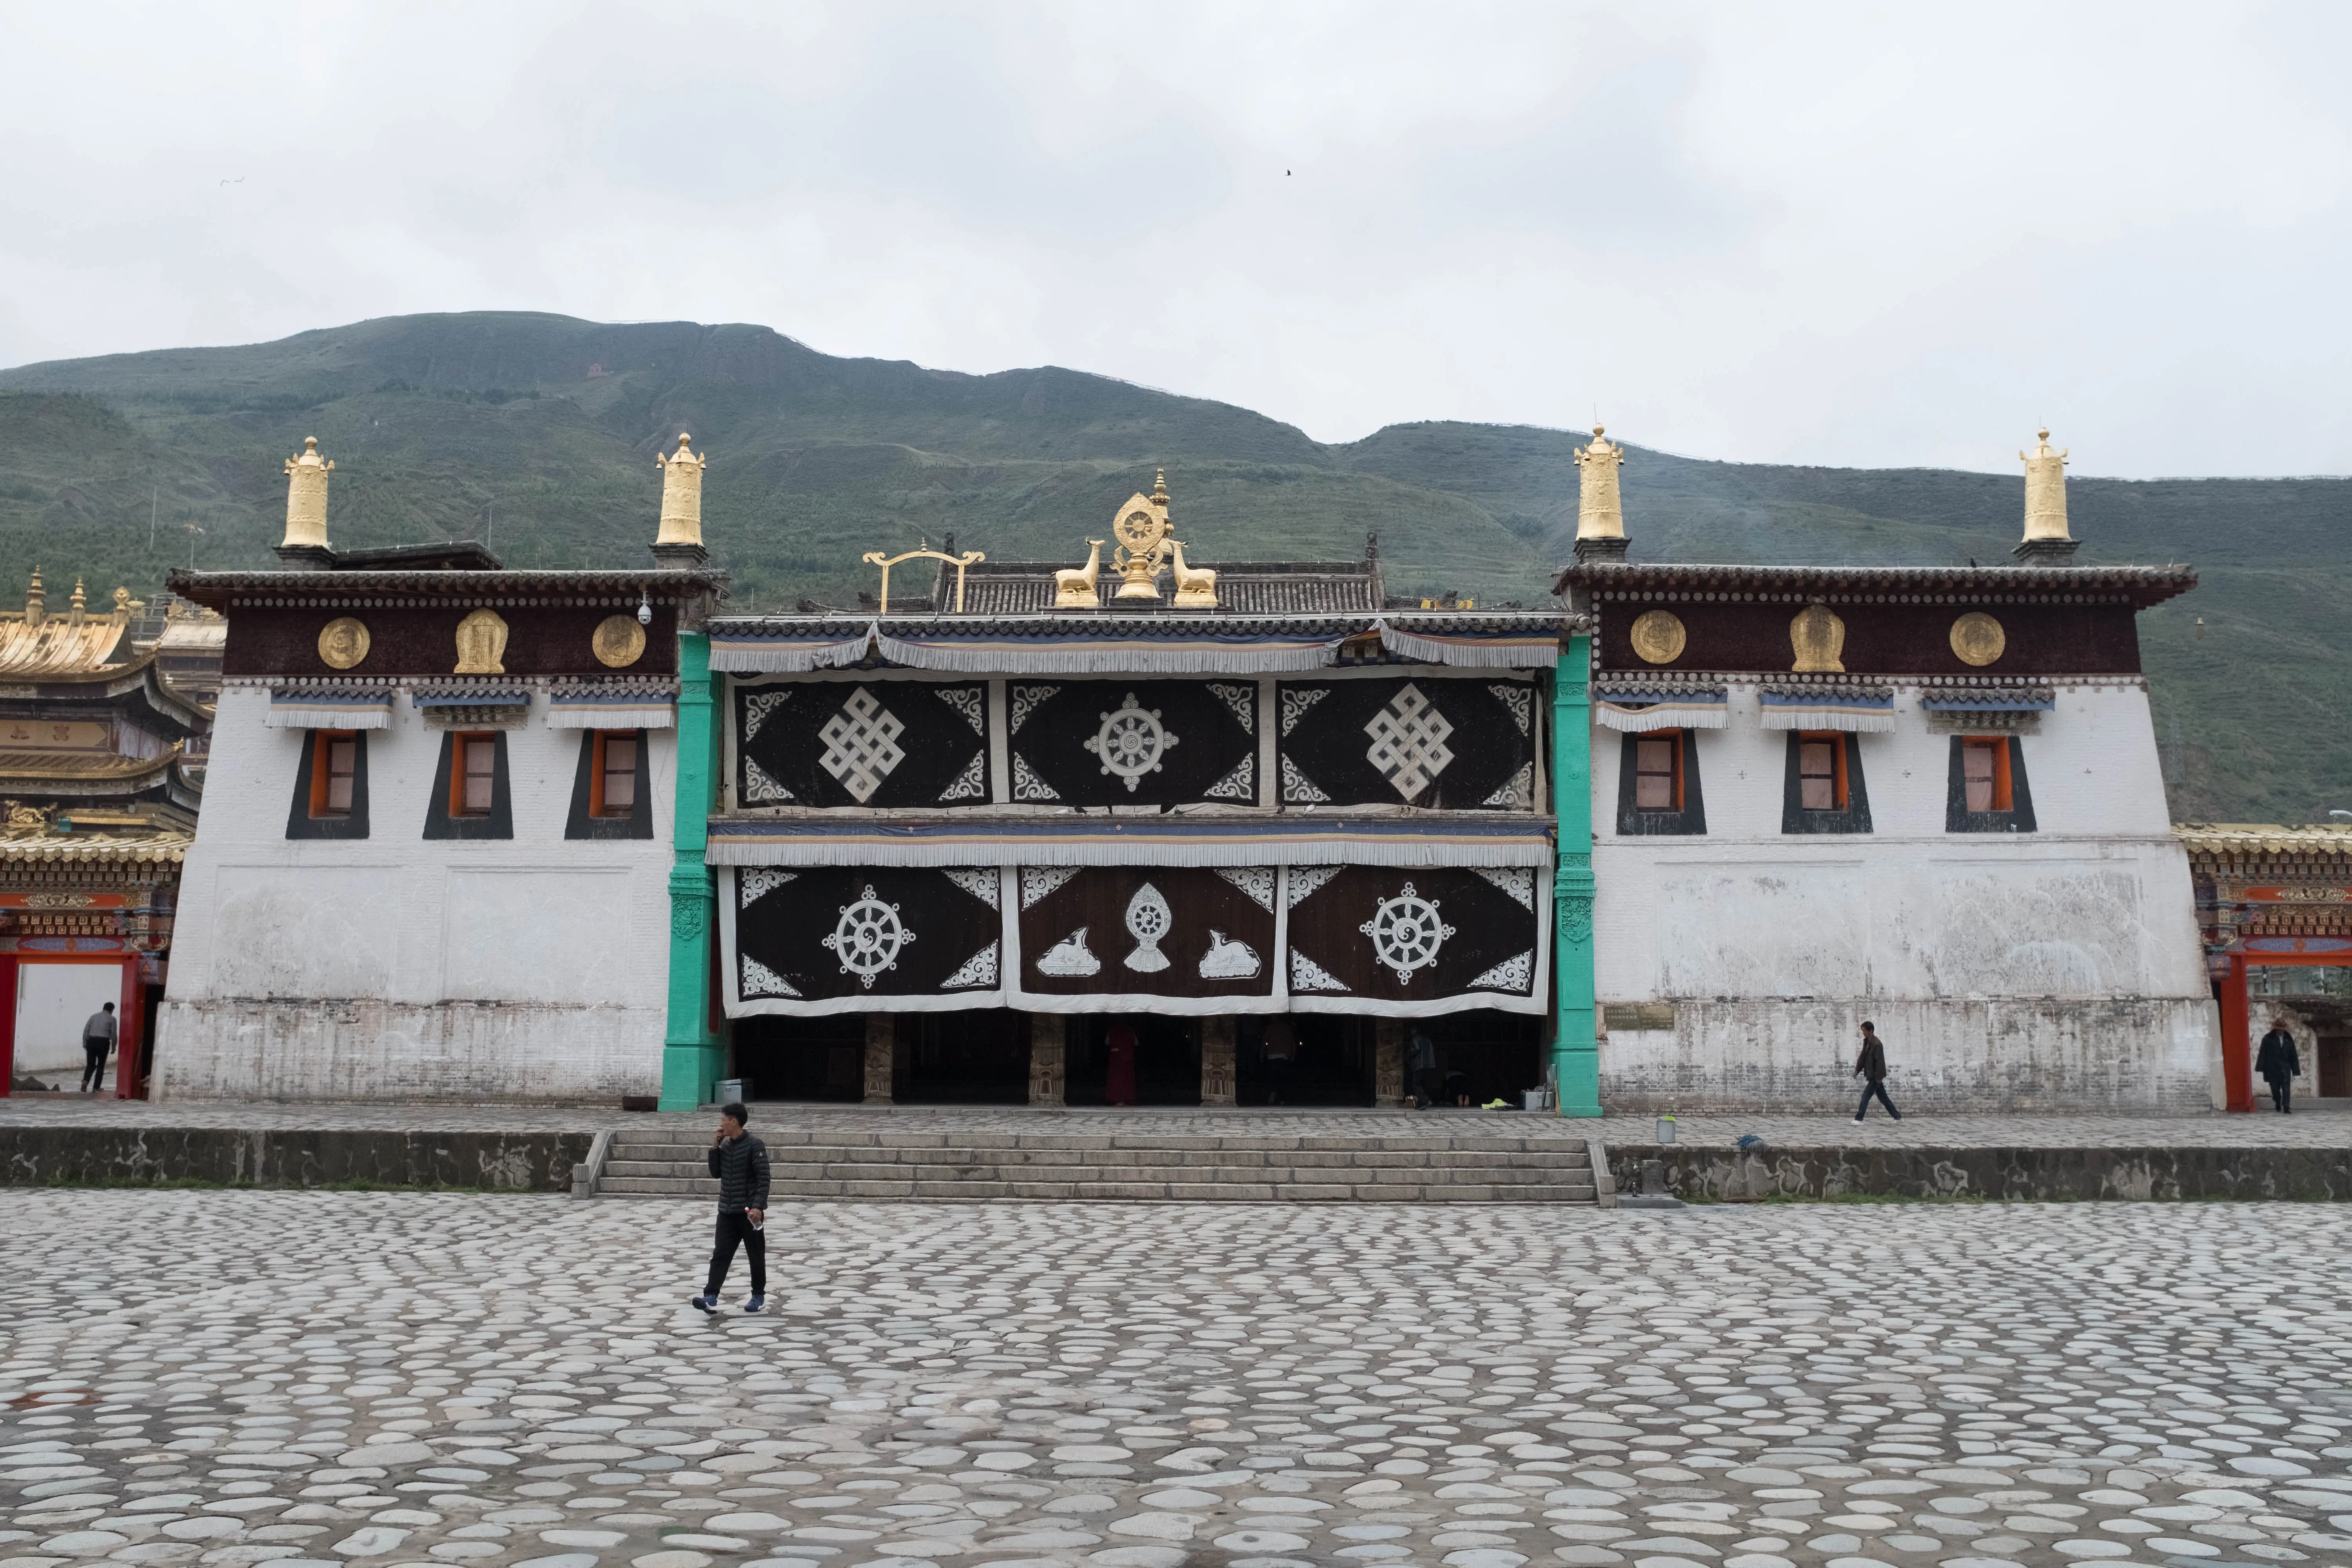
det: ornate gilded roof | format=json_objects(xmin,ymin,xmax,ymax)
[
  {"xmin": 0, "ymin": 571, "xmax": 142, "ymax": 677},
  {"xmin": 1555, "ymin": 560, "xmax": 2198, "ymax": 609},
  {"xmin": 0, "ymin": 828, "xmax": 191, "ymax": 864},
  {"xmin": 2175, "ymin": 823, "xmax": 2352, "ymax": 857}
]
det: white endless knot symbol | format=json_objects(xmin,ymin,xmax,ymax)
[
  {"xmin": 1359, "ymin": 881, "xmax": 1455, "ymax": 985},
  {"xmin": 1086, "ymin": 693, "xmax": 1178, "ymax": 792},
  {"xmin": 1363, "ymin": 683, "xmax": 1455, "ymax": 799},
  {"xmin": 822, "ymin": 886, "xmax": 915, "ymax": 988},
  {"xmin": 817, "ymin": 689, "xmax": 907, "ymax": 802}
]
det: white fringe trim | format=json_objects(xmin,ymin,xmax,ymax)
[
  {"xmin": 1759, "ymin": 708, "xmax": 1896, "ymax": 733},
  {"xmin": 1377, "ymin": 625, "xmax": 1560, "ymax": 668},
  {"xmin": 1594, "ymin": 702, "xmax": 1730, "ymax": 732},
  {"xmin": 708, "ymin": 624, "xmax": 877, "ymax": 672},
  {"xmin": 705, "ymin": 835, "xmax": 1554, "ymax": 870},
  {"xmin": 871, "ymin": 635, "xmax": 1341, "ymax": 674},
  {"xmin": 263, "ymin": 706, "xmax": 392, "ymax": 730},
  {"xmin": 545, "ymin": 705, "xmax": 677, "ymax": 730}
]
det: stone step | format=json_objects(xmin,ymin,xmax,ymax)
[
  {"xmin": 603, "ymin": 1147, "xmax": 1590, "ymax": 1173},
  {"xmin": 609, "ymin": 1129, "xmax": 1576, "ymax": 1153},
  {"xmin": 602, "ymin": 1157, "xmax": 1584, "ymax": 1185},
  {"xmin": 594, "ymin": 1174, "xmax": 1598, "ymax": 1202},
  {"xmin": 608, "ymin": 1135, "xmax": 1588, "ymax": 1159}
]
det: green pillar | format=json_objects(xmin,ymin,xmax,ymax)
[
  {"xmin": 659, "ymin": 632, "xmax": 725, "ymax": 1110},
  {"xmin": 1551, "ymin": 633, "xmax": 1601, "ymax": 1117}
]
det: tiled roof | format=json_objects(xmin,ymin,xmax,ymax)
[
  {"xmin": 2176, "ymin": 824, "xmax": 2352, "ymax": 857},
  {"xmin": 921, "ymin": 559, "xmax": 1385, "ymax": 617},
  {"xmin": 167, "ymin": 567, "xmax": 728, "ymax": 608},
  {"xmin": 1555, "ymin": 560, "xmax": 2197, "ymax": 609},
  {"xmin": 710, "ymin": 609, "xmax": 1577, "ymax": 638},
  {"xmin": 0, "ymin": 830, "xmax": 191, "ymax": 864}
]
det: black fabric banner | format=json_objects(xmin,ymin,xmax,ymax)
[
  {"xmin": 734, "ymin": 866, "xmax": 1002, "ymax": 1006},
  {"xmin": 1006, "ymin": 679, "xmax": 1258, "ymax": 807},
  {"xmin": 1283, "ymin": 865, "xmax": 1542, "ymax": 1005},
  {"xmin": 736, "ymin": 679, "xmax": 990, "ymax": 809},
  {"xmin": 1276, "ymin": 677, "xmax": 1536, "ymax": 810},
  {"xmin": 1013, "ymin": 866, "xmax": 1278, "ymax": 1000}
]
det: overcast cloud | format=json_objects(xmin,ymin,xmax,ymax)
[{"xmin": 2, "ymin": 1, "xmax": 2346, "ymax": 476}]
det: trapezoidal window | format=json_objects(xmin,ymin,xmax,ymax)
[
  {"xmin": 424, "ymin": 730, "xmax": 512, "ymax": 840},
  {"xmin": 450, "ymin": 733, "xmax": 499, "ymax": 818},
  {"xmin": 594, "ymin": 732, "xmax": 637, "ymax": 817},
  {"xmin": 1782, "ymin": 731, "xmax": 1871, "ymax": 834},
  {"xmin": 1946, "ymin": 734, "xmax": 2037, "ymax": 833},
  {"xmin": 566, "ymin": 728, "xmax": 653, "ymax": 840},
  {"xmin": 286, "ymin": 729, "xmax": 369, "ymax": 839},
  {"xmin": 314, "ymin": 733, "xmax": 357, "ymax": 817},
  {"xmin": 1614, "ymin": 729, "xmax": 1706, "ymax": 835}
]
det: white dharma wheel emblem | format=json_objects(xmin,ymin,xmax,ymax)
[
  {"xmin": 821, "ymin": 885, "xmax": 916, "ymax": 989},
  {"xmin": 1359, "ymin": 881, "xmax": 1455, "ymax": 985},
  {"xmin": 1085, "ymin": 693, "xmax": 1178, "ymax": 792}
]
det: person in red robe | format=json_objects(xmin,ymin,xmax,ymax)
[{"xmin": 1104, "ymin": 1020, "xmax": 1139, "ymax": 1106}]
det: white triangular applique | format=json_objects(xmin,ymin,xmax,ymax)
[
  {"xmin": 1468, "ymin": 951, "xmax": 1535, "ymax": 993},
  {"xmin": 1289, "ymin": 950, "xmax": 1350, "ymax": 993},
  {"xmin": 1204, "ymin": 754, "xmax": 1254, "ymax": 800},
  {"xmin": 1488, "ymin": 682, "xmax": 1532, "ymax": 735},
  {"xmin": 1020, "ymin": 866, "xmax": 1082, "ymax": 909},
  {"xmin": 938, "ymin": 751, "xmax": 985, "ymax": 802},
  {"xmin": 739, "ymin": 868, "xmax": 797, "ymax": 909},
  {"xmin": 937, "ymin": 686, "xmax": 985, "ymax": 735},
  {"xmin": 1480, "ymin": 762, "xmax": 1534, "ymax": 809},
  {"xmin": 743, "ymin": 757, "xmax": 793, "ymax": 803},
  {"xmin": 1009, "ymin": 684, "xmax": 1060, "ymax": 735},
  {"xmin": 741, "ymin": 955, "xmax": 800, "ymax": 998},
  {"xmin": 942, "ymin": 867, "xmax": 1002, "ymax": 909},
  {"xmin": 940, "ymin": 943, "xmax": 999, "ymax": 990},
  {"xmin": 1281, "ymin": 754, "xmax": 1329, "ymax": 803},
  {"xmin": 1212, "ymin": 866, "xmax": 1276, "ymax": 911},
  {"xmin": 1011, "ymin": 753, "xmax": 1060, "ymax": 802},
  {"xmin": 1207, "ymin": 682, "xmax": 1255, "ymax": 730},
  {"xmin": 1280, "ymin": 686, "xmax": 1328, "ymax": 737},
  {"xmin": 1473, "ymin": 866, "xmax": 1536, "ymax": 911},
  {"xmin": 1284, "ymin": 865, "xmax": 1343, "ymax": 909},
  {"xmin": 742, "ymin": 688, "xmax": 790, "ymax": 742}
]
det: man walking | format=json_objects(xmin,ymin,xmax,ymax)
[
  {"xmin": 1853, "ymin": 1020, "xmax": 1900, "ymax": 1122},
  {"xmin": 79, "ymin": 1002, "xmax": 118, "ymax": 1094},
  {"xmin": 2255, "ymin": 1018, "xmax": 2301, "ymax": 1114},
  {"xmin": 691, "ymin": 1101, "xmax": 769, "ymax": 1315}
]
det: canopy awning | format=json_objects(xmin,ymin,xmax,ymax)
[
  {"xmin": 1376, "ymin": 623, "xmax": 1561, "ymax": 668},
  {"xmin": 1594, "ymin": 690, "xmax": 1729, "ymax": 732},
  {"xmin": 706, "ymin": 814, "xmax": 1555, "ymax": 870},
  {"xmin": 545, "ymin": 684, "xmax": 678, "ymax": 729},
  {"xmin": 872, "ymin": 628, "xmax": 1342, "ymax": 674},
  {"xmin": 1922, "ymin": 688, "xmax": 2056, "ymax": 712},
  {"xmin": 709, "ymin": 624, "xmax": 877, "ymax": 673},
  {"xmin": 264, "ymin": 688, "xmax": 394, "ymax": 729},
  {"xmin": 1759, "ymin": 688, "xmax": 1896, "ymax": 732}
]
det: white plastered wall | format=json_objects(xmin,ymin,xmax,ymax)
[
  {"xmin": 1592, "ymin": 681, "xmax": 2219, "ymax": 1111},
  {"xmin": 154, "ymin": 685, "xmax": 676, "ymax": 1100}
]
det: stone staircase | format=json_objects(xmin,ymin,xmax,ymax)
[{"xmin": 583, "ymin": 1121, "xmax": 1607, "ymax": 1203}]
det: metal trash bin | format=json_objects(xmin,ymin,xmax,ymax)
[{"xmin": 714, "ymin": 1078, "xmax": 746, "ymax": 1107}]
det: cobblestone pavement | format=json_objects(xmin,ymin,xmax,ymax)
[
  {"xmin": 5, "ymin": 1194, "xmax": 2352, "ymax": 1568},
  {"xmin": 5, "ymin": 1097, "xmax": 2349, "ymax": 1151}
]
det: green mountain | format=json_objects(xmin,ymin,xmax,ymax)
[{"xmin": 2, "ymin": 310, "xmax": 2344, "ymax": 822}]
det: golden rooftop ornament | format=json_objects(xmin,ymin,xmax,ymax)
[
  {"xmin": 281, "ymin": 436, "xmax": 333, "ymax": 550},
  {"xmin": 655, "ymin": 434, "xmax": 706, "ymax": 548},
  {"xmin": 2020, "ymin": 427, "xmax": 2070, "ymax": 542},
  {"xmin": 860, "ymin": 543, "xmax": 987, "ymax": 615},
  {"xmin": 1110, "ymin": 470, "xmax": 1175, "ymax": 600},
  {"xmin": 1574, "ymin": 426, "xmax": 1626, "ymax": 540}
]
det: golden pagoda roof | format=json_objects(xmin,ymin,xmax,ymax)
[
  {"xmin": 2174, "ymin": 823, "xmax": 2352, "ymax": 856},
  {"xmin": 0, "ymin": 571, "xmax": 141, "ymax": 679},
  {"xmin": 0, "ymin": 829, "xmax": 191, "ymax": 865}
]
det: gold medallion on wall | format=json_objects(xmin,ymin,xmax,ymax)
[
  {"xmin": 1790, "ymin": 602, "xmax": 1847, "ymax": 673},
  {"xmin": 592, "ymin": 614, "xmax": 648, "ymax": 668},
  {"xmin": 454, "ymin": 608, "xmax": 510, "ymax": 675},
  {"xmin": 1949, "ymin": 611, "xmax": 2006, "ymax": 667},
  {"xmin": 316, "ymin": 617, "xmax": 371, "ymax": 670},
  {"xmin": 1628, "ymin": 610, "xmax": 1687, "ymax": 665}
]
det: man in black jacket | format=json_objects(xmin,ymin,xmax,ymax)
[
  {"xmin": 2256, "ymin": 1019, "xmax": 2301, "ymax": 1113},
  {"xmin": 692, "ymin": 1102, "xmax": 770, "ymax": 1314},
  {"xmin": 1853, "ymin": 1020, "xmax": 1901, "ymax": 1122}
]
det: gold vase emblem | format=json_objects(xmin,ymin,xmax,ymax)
[
  {"xmin": 1789, "ymin": 602, "xmax": 1846, "ymax": 673},
  {"xmin": 593, "ymin": 614, "xmax": 648, "ymax": 668},
  {"xmin": 454, "ymin": 608, "xmax": 510, "ymax": 675},
  {"xmin": 317, "ymin": 617, "xmax": 370, "ymax": 670},
  {"xmin": 1628, "ymin": 610, "xmax": 1686, "ymax": 665},
  {"xmin": 1949, "ymin": 612, "xmax": 2005, "ymax": 667}
]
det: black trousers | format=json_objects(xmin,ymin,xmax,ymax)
[
  {"xmin": 2268, "ymin": 1075, "xmax": 2293, "ymax": 1112},
  {"xmin": 704, "ymin": 1209, "xmax": 766, "ymax": 1296},
  {"xmin": 1856, "ymin": 1080, "xmax": 1900, "ymax": 1119},
  {"xmin": 80, "ymin": 1038, "xmax": 109, "ymax": 1092}
]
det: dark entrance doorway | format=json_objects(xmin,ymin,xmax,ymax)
[
  {"xmin": 1411, "ymin": 1010, "xmax": 1544, "ymax": 1108},
  {"xmin": 732, "ymin": 1014, "xmax": 865, "ymax": 1102},
  {"xmin": 1240, "ymin": 1015, "xmax": 1373, "ymax": 1106},
  {"xmin": 897, "ymin": 1010, "xmax": 1030, "ymax": 1104},
  {"xmin": 1067, "ymin": 1015, "xmax": 1198, "ymax": 1105}
]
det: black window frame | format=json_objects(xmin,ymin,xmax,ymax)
[
  {"xmin": 1945, "ymin": 734, "xmax": 2038, "ymax": 833},
  {"xmin": 1615, "ymin": 729, "xmax": 1708, "ymax": 836},
  {"xmin": 566, "ymin": 728, "xmax": 654, "ymax": 840},
  {"xmin": 1780, "ymin": 730, "xmax": 1873, "ymax": 835},
  {"xmin": 423, "ymin": 729, "xmax": 514, "ymax": 840},
  {"xmin": 285, "ymin": 729, "xmax": 370, "ymax": 840}
]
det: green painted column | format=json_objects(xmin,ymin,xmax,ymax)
[
  {"xmin": 658, "ymin": 632, "xmax": 725, "ymax": 1110},
  {"xmin": 1550, "ymin": 633, "xmax": 1601, "ymax": 1117}
]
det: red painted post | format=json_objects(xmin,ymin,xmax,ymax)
[
  {"xmin": 0, "ymin": 955, "xmax": 17, "ymax": 1096},
  {"xmin": 115, "ymin": 959, "xmax": 146, "ymax": 1100},
  {"xmin": 2220, "ymin": 953, "xmax": 2253, "ymax": 1113}
]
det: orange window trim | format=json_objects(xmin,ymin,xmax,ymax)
[
  {"xmin": 590, "ymin": 731, "xmax": 633, "ymax": 817},
  {"xmin": 1634, "ymin": 731, "xmax": 1683, "ymax": 812},
  {"xmin": 1801, "ymin": 730, "xmax": 1848, "ymax": 810},
  {"xmin": 450, "ymin": 732, "xmax": 495, "ymax": 817},
  {"xmin": 309, "ymin": 730, "xmax": 354, "ymax": 818},
  {"xmin": 1967, "ymin": 736, "xmax": 2013, "ymax": 811}
]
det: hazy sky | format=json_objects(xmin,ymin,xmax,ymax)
[{"xmin": 4, "ymin": 2, "xmax": 2346, "ymax": 475}]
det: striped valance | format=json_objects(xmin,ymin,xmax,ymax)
[
  {"xmin": 706, "ymin": 815, "xmax": 1555, "ymax": 870},
  {"xmin": 1759, "ymin": 689, "xmax": 1896, "ymax": 732},
  {"xmin": 871, "ymin": 628, "xmax": 1342, "ymax": 674},
  {"xmin": 709, "ymin": 624, "xmax": 877, "ymax": 673},
  {"xmin": 264, "ymin": 688, "xmax": 394, "ymax": 729},
  {"xmin": 545, "ymin": 682, "xmax": 678, "ymax": 730},
  {"xmin": 1594, "ymin": 690, "xmax": 1729, "ymax": 732},
  {"xmin": 1922, "ymin": 689, "xmax": 2056, "ymax": 713},
  {"xmin": 1377, "ymin": 623, "xmax": 1561, "ymax": 668},
  {"xmin": 412, "ymin": 689, "xmax": 531, "ymax": 709}
]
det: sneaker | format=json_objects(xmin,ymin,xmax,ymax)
[
  {"xmin": 744, "ymin": 1294, "xmax": 766, "ymax": 1314},
  {"xmin": 690, "ymin": 1294, "xmax": 718, "ymax": 1314},
  {"xmin": 1853, "ymin": 1114, "xmax": 1865, "ymax": 1123}
]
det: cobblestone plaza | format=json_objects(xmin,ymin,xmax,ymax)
[{"xmin": 5, "ymin": 1193, "xmax": 2352, "ymax": 1568}]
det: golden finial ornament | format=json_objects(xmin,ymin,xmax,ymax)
[
  {"xmin": 2020, "ymin": 427, "xmax": 2070, "ymax": 542},
  {"xmin": 1575, "ymin": 426, "xmax": 1626, "ymax": 541},
  {"xmin": 1108, "ymin": 472, "xmax": 1176, "ymax": 600},
  {"xmin": 655, "ymin": 433, "xmax": 706, "ymax": 549},
  {"xmin": 859, "ymin": 544, "xmax": 987, "ymax": 615},
  {"xmin": 24, "ymin": 569, "xmax": 43, "ymax": 629},
  {"xmin": 281, "ymin": 436, "xmax": 334, "ymax": 550}
]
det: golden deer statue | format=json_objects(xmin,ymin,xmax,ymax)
[
  {"xmin": 1169, "ymin": 540, "xmax": 1218, "ymax": 609},
  {"xmin": 1054, "ymin": 539, "xmax": 1104, "ymax": 608}
]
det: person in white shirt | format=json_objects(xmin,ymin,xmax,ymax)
[{"xmin": 80, "ymin": 1002, "xmax": 118, "ymax": 1093}]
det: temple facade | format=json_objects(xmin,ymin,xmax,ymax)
[
  {"xmin": 2178, "ymin": 822, "xmax": 2352, "ymax": 1108},
  {"xmin": 151, "ymin": 436, "xmax": 724, "ymax": 1100},
  {"xmin": 1555, "ymin": 429, "xmax": 2218, "ymax": 1110}
]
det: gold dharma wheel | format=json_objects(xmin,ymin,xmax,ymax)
[
  {"xmin": 593, "ymin": 614, "xmax": 648, "ymax": 668},
  {"xmin": 1113, "ymin": 504, "xmax": 1162, "ymax": 555},
  {"xmin": 1627, "ymin": 610, "xmax": 1687, "ymax": 665},
  {"xmin": 1949, "ymin": 611, "xmax": 2005, "ymax": 667},
  {"xmin": 317, "ymin": 617, "xmax": 371, "ymax": 670}
]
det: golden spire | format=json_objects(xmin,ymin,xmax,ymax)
[
  {"xmin": 2020, "ymin": 426, "xmax": 2069, "ymax": 542},
  {"xmin": 281, "ymin": 436, "xmax": 334, "ymax": 551},
  {"xmin": 1152, "ymin": 468, "xmax": 1169, "ymax": 505},
  {"xmin": 24, "ymin": 569, "xmax": 43, "ymax": 629},
  {"xmin": 1575, "ymin": 426, "xmax": 1626, "ymax": 540},
  {"xmin": 655, "ymin": 432, "xmax": 706, "ymax": 550},
  {"xmin": 69, "ymin": 576, "xmax": 86, "ymax": 623}
]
